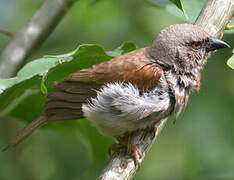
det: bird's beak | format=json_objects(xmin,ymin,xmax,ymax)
[{"xmin": 206, "ymin": 37, "xmax": 230, "ymax": 52}]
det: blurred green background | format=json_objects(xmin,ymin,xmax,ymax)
[{"xmin": 0, "ymin": 0, "xmax": 234, "ymax": 179}]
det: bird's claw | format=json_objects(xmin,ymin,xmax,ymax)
[
  {"xmin": 108, "ymin": 141, "xmax": 142, "ymax": 170},
  {"xmin": 129, "ymin": 144, "xmax": 142, "ymax": 170}
]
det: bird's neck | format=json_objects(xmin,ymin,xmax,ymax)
[
  {"xmin": 164, "ymin": 68, "xmax": 201, "ymax": 92},
  {"xmin": 146, "ymin": 46, "xmax": 205, "ymax": 91},
  {"xmin": 163, "ymin": 69, "xmax": 200, "ymax": 119}
]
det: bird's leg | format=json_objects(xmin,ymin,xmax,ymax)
[
  {"xmin": 119, "ymin": 134, "xmax": 143, "ymax": 170},
  {"xmin": 127, "ymin": 135, "xmax": 142, "ymax": 170},
  {"xmin": 108, "ymin": 136, "xmax": 129, "ymax": 156},
  {"xmin": 150, "ymin": 119, "xmax": 165, "ymax": 139},
  {"xmin": 108, "ymin": 134, "xmax": 142, "ymax": 170},
  {"xmin": 150, "ymin": 124, "xmax": 158, "ymax": 138},
  {"xmin": 129, "ymin": 144, "xmax": 142, "ymax": 170}
]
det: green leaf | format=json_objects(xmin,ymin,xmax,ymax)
[
  {"xmin": 146, "ymin": 0, "xmax": 171, "ymax": 8},
  {"xmin": 227, "ymin": 54, "xmax": 234, "ymax": 69},
  {"xmin": 0, "ymin": 42, "xmax": 136, "ymax": 119},
  {"xmin": 146, "ymin": 0, "xmax": 187, "ymax": 17},
  {"xmin": 106, "ymin": 41, "xmax": 137, "ymax": 56},
  {"xmin": 168, "ymin": 0, "xmax": 186, "ymax": 14},
  {"xmin": 146, "ymin": 0, "xmax": 207, "ymax": 23}
]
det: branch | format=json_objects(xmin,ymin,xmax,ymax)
[
  {"xmin": 195, "ymin": 0, "xmax": 234, "ymax": 38},
  {"xmin": 0, "ymin": 0, "xmax": 78, "ymax": 78},
  {"xmin": 99, "ymin": 0, "xmax": 234, "ymax": 179},
  {"xmin": 99, "ymin": 119, "xmax": 167, "ymax": 180},
  {"xmin": 0, "ymin": 28, "xmax": 14, "ymax": 38}
]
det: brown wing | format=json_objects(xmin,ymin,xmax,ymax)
[
  {"xmin": 66, "ymin": 48, "xmax": 162, "ymax": 89},
  {"xmin": 45, "ymin": 48, "xmax": 163, "ymax": 122},
  {"xmin": 3, "ymin": 48, "xmax": 163, "ymax": 150}
]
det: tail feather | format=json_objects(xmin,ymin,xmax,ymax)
[
  {"xmin": 54, "ymin": 81, "xmax": 100, "ymax": 94},
  {"xmin": 48, "ymin": 114, "xmax": 83, "ymax": 122},
  {"xmin": 2, "ymin": 81, "xmax": 99, "ymax": 151},
  {"xmin": 46, "ymin": 91, "xmax": 95, "ymax": 102},
  {"xmin": 45, "ymin": 108, "xmax": 83, "ymax": 121},
  {"xmin": 46, "ymin": 101, "xmax": 83, "ymax": 109},
  {"xmin": 2, "ymin": 116, "xmax": 47, "ymax": 151}
]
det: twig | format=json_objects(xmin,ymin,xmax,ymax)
[
  {"xmin": 0, "ymin": 0, "xmax": 78, "ymax": 78},
  {"xmin": 99, "ymin": 0, "xmax": 234, "ymax": 179},
  {"xmin": 0, "ymin": 28, "xmax": 14, "ymax": 38},
  {"xmin": 225, "ymin": 25, "xmax": 234, "ymax": 30}
]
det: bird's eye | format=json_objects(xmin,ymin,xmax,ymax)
[{"xmin": 191, "ymin": 41, "xmax": 202, "ymax": 49}]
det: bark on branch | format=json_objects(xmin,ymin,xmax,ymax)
[
  {"xmin": 99, "ymin": 0, "xmax": 234, "ymax": 179},
  {"xmin": 0, "ymin": 0, "xmax": 78, "ymax": 78}
]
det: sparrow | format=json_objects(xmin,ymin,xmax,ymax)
[{"xmin": 3, "ymin": 24, "xmax": 230, "ymax": 167}]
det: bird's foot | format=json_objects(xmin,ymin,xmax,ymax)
[
  {"xmin": 148, "ymin": 124, "xmax": 158, "ymax": 139},
  {"xmin": 128, "ymin": 143, "xmax": 142, "ymax": 170},
  {"xmin": 108, "ymin": 136, "xmax": 143, "ymax": 170}
]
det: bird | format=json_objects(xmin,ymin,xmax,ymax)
[{"xmin": 3, "ymin": 24, "xmax": 230, "ymax": 167}]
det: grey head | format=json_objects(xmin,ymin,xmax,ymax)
[{"xmin": 147, "ymin": 24, "xmax": 230, "ymax": 74}]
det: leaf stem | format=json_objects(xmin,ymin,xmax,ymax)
[
  {"xmin": 0, "ymin": 89, "xmax": 39, "ymax": 117},
  {"xmin": 0, "ymin": 28, "xmax": 14, "ymax": 38}
]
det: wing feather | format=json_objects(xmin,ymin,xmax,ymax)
[{"xmin": 46, "ymin": 48, "xmax": 162, "ymax": 122}]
